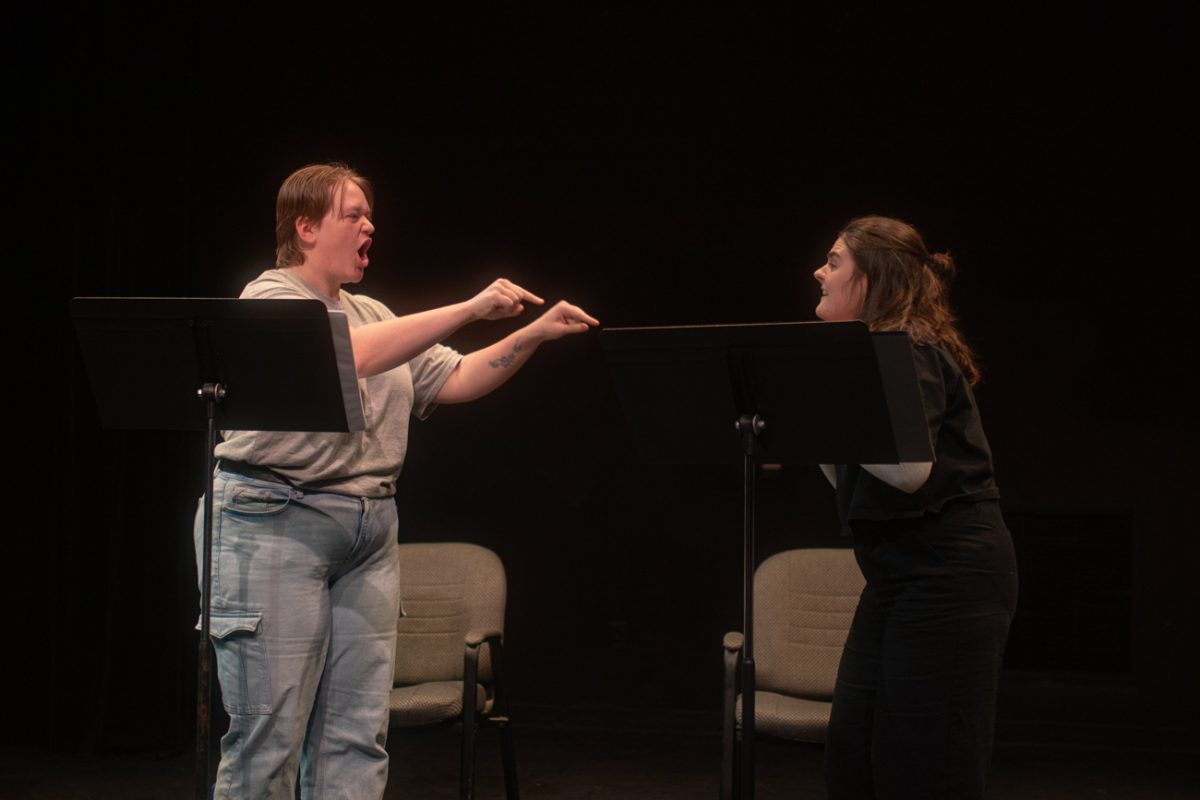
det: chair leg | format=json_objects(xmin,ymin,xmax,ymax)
[
  {"xmin": 490, "ymin": 638, "xmax": 519, "ymax": 799},
  {"xmin": 461, "ymin": 711, "xmax": 478, "ymax": 800},
  {"xmin": 722, "ymin": 728, "xmax": 738, "ymax": 800},
  {"xmin": 499, "ymin": 718, "xmax": 519, "ymax": 800},
  {"xmin": 463, "ymin": 645, "xmax": 481, "ymax": 800},
  {"xmin": 739, "ymin": 658, "xmax": 756, "ymax": 800},
  {"xmin": 722, "ymin": 642, "xmax": 741, "ymax": 800}
]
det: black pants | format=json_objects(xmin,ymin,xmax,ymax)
[{"xmin": 826, "ymin": 500, "xmax": 1018, "ymax": 800}]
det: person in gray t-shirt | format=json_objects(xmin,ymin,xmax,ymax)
[{"xmin": 194, "ymin": 162, "xmax": 598, "ymax": 800}]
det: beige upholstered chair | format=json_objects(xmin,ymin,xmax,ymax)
[
  {"xmin": 390, "ymin": 542, "xmax": 517, "ymax": 800},
  {"xmin": 721, "ymin": 547, "xmax": 865, "ymax": 798}
]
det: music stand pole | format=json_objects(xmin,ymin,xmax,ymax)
[
  {"xmin": 195, "ymin": 382, "xmax": 224, "ymax": 800},
  {"xmin": 736, "ymin": 414, "xmax": 764, "ymax": 800}
]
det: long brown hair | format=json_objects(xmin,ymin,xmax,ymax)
[
  {"xmin": 274, "ymin": 163, "xmax": 374, "ymax": 267},
  {"xmin": 840, "ymin": 215, "xmax": 980, "ymax": 384}
]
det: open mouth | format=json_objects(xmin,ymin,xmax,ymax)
[{"xmin": 358, "ymin": 238, "xmax": 372, "ymax": 267}]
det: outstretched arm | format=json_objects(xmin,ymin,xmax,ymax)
[
  {"xmin": 436, "ymin": 300, "xmax": 600, "ymax": 404},
  {"xmin": 352, "ymin": 279, "xmax": 542, "ymax": 377}
]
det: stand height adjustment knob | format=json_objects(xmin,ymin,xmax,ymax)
[
  {"xmin": 735, "ymin": 414, "xmax": 765, "ymax": 435},
  {"xmin": 198, "ymin": 383, "xmax": 227, "ymax": 402}
]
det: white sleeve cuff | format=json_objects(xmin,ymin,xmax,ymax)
[
  {"xmin": 861, "ymin": 462, "xmax": 933, "ymax": 494},
  {"xmin": 818, "ymin": 464, "xmax": 837, "ymax": 488}
]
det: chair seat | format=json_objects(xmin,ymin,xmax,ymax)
[
  {"xmin": 735, "ymin": 691, "xmax": 832, "ymax": 743},
  {"xmin": 389, "ymin": 681, "xmax": 490, "ymax": 728}
]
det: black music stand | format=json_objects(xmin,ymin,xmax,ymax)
[
  {"xmin": 71, "ymin": 297, "xmax": 364, "ymax": 800},
  {"xmin": 600, "ymin": 320, "xmax": 933, "ymax": 800}
]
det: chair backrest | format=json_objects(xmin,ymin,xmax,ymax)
[
  {"xmin": 754, "ymin": 547, "xmax": 865, "ymax": 699},
  {"xmin": 394, "ymin": 542, "xmax": 507, "ymax": 686}
]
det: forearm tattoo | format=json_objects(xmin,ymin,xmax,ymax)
[{"xmin": 488, "ymin": 337, "xmax": 525, "ymax": 369}]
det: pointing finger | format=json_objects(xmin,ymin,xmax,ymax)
[
  {"xmin": 498, "ymin": 279, "xmax": 544, "ymax": 305},
  {"xmin": 562, "ymin": 303, "xmax": 599, "ymax": 326},
  {"xmin": 518, "ymin": 285, "xmax": 545, "ymax": 305}
]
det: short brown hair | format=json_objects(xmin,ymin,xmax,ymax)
[
  {"xmin": 274, "ymin": 163, "xmax": 374, "ymax": 267},
  {"xmin": 840, "ymin": 215, "xmax": 981, "ymax": 384}
]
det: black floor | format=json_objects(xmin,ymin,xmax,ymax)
[{"xmin": 3, "ymin": 726, "xmax": 1198, "ymax": 799}]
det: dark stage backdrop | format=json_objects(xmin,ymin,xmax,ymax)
[{"xmin": 14, "ymin": 4, "xmax": 1196, "ymax": 755}]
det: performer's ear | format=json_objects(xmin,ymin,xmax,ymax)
[{"xmin": 296, "ymin": 216, "xmax": 320, "ymax": 245}]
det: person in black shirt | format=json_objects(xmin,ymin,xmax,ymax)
[{"xmin": 814, "ymin": 216, "xmax": 1018, "ymax": 800}]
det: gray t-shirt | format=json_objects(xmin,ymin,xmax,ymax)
[{"xmin": 215, "ymin": 269, "xmax": 463, "ymax": 497}]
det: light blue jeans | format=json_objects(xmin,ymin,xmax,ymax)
[{"xmin": 194, "ymin": 466, "xmax": 400, "ymax": 800}]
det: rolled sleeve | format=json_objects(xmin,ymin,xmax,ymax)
[{"xmin": 409, "ymin": 344, "xmax": 464, "ymax": 419}]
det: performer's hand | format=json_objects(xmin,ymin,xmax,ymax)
[
  {"xmin": 526, "ymin": 300, "xmax": 600, "ymax": 341},
  {"xmin": 468, "ymin": 279, "xmax": 544, "ymax": 321}
]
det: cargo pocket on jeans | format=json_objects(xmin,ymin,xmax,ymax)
[{"xmin": 209, "ymin": 611, "xmax": 272, "ymax": 715}]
